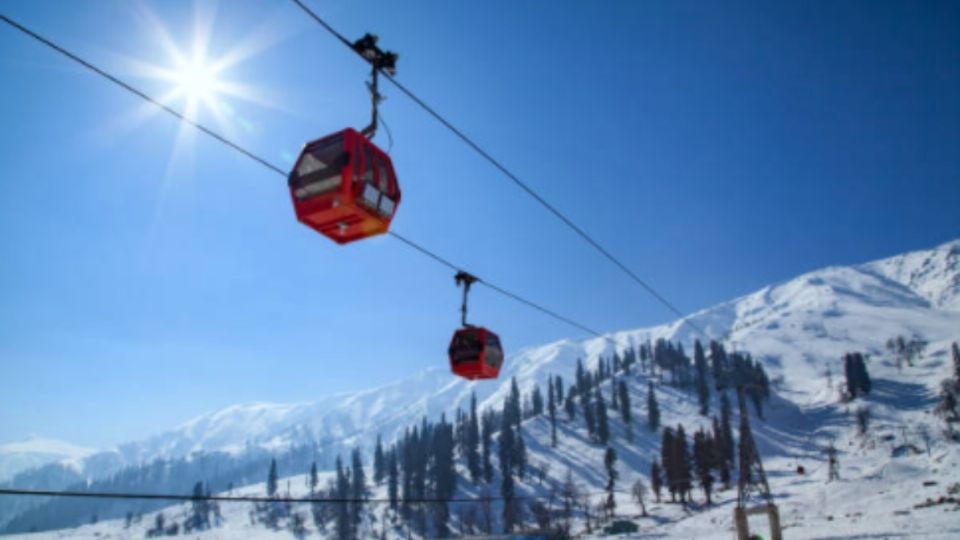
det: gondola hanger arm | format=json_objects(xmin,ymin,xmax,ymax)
[
  {"xmin": 351, "ymin": 33, "xmax": 398, "ymax": 140},
  {"xmin": 454, "ymin": 270, "xmax": 479, "ymax": 327}
]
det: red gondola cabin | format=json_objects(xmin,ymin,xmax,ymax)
[
  {"xmin": 288, "ymin": 128, "xmax": 400, "ymax": 244},
  {"xmin": 448, "ymin": 327, "xmax": 504, "ymax": 380}
]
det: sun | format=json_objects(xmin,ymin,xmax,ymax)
[
  {"xmin": 116, "ymin": 2, "xmax": 286, "ymax": 141},
  {"xmin": 172, "ymin": 55, "xmax": 221, "ymax": 106}
]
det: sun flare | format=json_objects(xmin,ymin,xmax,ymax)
[{"xmin": 172, "ymin": 56, "xmax": 221, "ymax": 105}]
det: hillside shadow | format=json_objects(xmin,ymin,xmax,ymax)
[{"xmin": 869, "ymin": 378, "xmax": 935, "ymax": 410}]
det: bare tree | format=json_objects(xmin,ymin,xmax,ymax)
[
  {"xmin": 856, "ymin": 406, "xmax": 871, "ymax": 435},
  {"xmin": 632, "ymin": 479, "xmax": 649, "ymax": 517}
]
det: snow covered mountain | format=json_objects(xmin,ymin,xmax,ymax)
[
  {"xmin": 0, "ymin": 438, "xmax": 94, "ymax": 483},
  {"xmin": 3, "ymin": 238, "xmax": 959, "ymax": 537},
  {"xmin": 111, "ymin": 238, "xmax": 959, "ymax": 458},
  {"xmin": 12, "ymin": 238, "xmax": 958, "ymax": 479}
]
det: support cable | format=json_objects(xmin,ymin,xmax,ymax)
[
  {"xmin": 288, "ymin": 0, "xmax": 707, "ymax": 339},
  {"xmin": 0, "ymin": 12, "xmax": 615, "ymax": 345}
]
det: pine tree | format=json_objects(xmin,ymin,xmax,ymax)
[
  {"xmin": 548, "ymin": 376, "xmax": 558, "ymax": 447},
  {"xmin": 695, "ymin": 340, "xmax": 710, "ymax": 415},
  {"xmin": 618, "ymin": 379, "xmax": 632, "ymax": 441},
  {"xmin": 387, "ymin": 450, "xmax": 399, "ymax": 510},
  {"xmin": 582, "ymin": 388, "xmax": 597, "ymax": 439},
  {"xmin": 373, "ymin": 435, "xmax": 385, "ymax": 485},
  {"xmin": 719, "ymin": 391, "xmax": 735, "ymax": 468},
  {"xmin": 189, "ymin": 481, "xmax": 209, "ymax": 531},
  {"xmin": 498, "ymin": 412, "xmax": 517, "ymax": 533},
  {"xmin": 660, "ymin": 427, "xmax": 676, "ymax": 502},
  {"xmin": 515, "ymin": 430, "xmax": 527, "ymax": 479},
  {"xmin": 309, "ymin": 461, "xmax": 319, "ymax": 494},
  {"xmin": 596, "ymin": 386, "xmax": 610, "ymax": 444},
  {"xmin": 564, "ymin": 393, "xmax": 576, "ymax": 421},
  {"xmin": 712, "ymin": 416, "xmax": 731, "ymax": 488},
  {"xmin": 350, "ymin": 448, "xmax": 366, "ymax": 529},
  {"xmin": 604, "ymin": 447, "xmax": 618, "ymax": 516},
  {"xmin": 481, "ymin": 412, "xmax": 494, "ymax": 483},
  {"xmin": 647, "ymin": 381, "xmax": 660, "ymax": 431},
  {"xmin": 953, "ymin": 342, "xmax": 960, "ymax": 380},
  {"xmin": 555, "ymin": 375, "xmax": 564, "ymax": 405},
  {"xmin": 650, "ymin": 460, "xmax": 663, "ymax": 502},
  {"xmin": 267, "ymin": 458, "xmax": 278, "ymax": 498},
  {"xmin": 611, "ymin": 376, "xmax": 620, "ymax": 410},
  {"xmin": 576, "ymin": 358, "xmax": 587, "ymax": 394},
  {"xmin": 692, "ymin": 429, "xmax": 715, "ymax": 504},
  {"xmin": 709, "ymin": 340, "xmax": 728, "ymax": 387},
  {"xmin": 508, "ymin": 377, "xmax": 523, "ymax": 429},
  {"xmin": 467, "ymin": 391, "xmax": 482, "ymax": 482},
  {"xmin": 335, "ymin": 456, "xmax": 351, "ymax": 540},
  {"xmin": 531, "ymin": 384, "xmax": 544, "ymax": 416},
  {"xmin": 431, "ymin": 417, "xmax": 456, "ymax": 537},
  {"xmin": 673, "ymin": 424, "xmax": 692, "ymax": 503}
]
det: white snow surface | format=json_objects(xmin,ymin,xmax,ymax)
[{"xmin": 6, "ymin": 238, "xmax": 960, "ymax": 538}]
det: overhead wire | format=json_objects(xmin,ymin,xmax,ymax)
[
  {"xmin": 0, "ymin": 13, "xmax": 617, "ymax": 343},
  {"xmin": 288, "ymin": 0, "xmax": 708, "ymax": 340},
  {"xmin": 0, "ymin": 487, "xmax": 627, "ymax": 504}
]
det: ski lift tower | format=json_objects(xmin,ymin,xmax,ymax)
[{"xmin": 718, "ymin": 351, "xmax": 783, "ymax": 540}]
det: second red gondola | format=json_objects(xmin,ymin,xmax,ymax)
[{"xmin": 448, "ymin": 326, "xmax": 504, "ymax": 380}]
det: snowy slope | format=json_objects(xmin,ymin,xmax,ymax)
[
  {"xmin": 0, "ymin": 438, "xmax": 94, "ymax": 483},
  {"xmin": 8, "ymin": 335, "xmax": 960, "ymax": 539}
]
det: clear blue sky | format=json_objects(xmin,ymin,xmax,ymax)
[{"xmin": 1, "ymin": 0, "xmax": 957, "ymax": 449}]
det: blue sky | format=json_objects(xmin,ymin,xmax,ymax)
[{"xmin": 1, "ymin": 0, "xmax": 957, "ymax": 449}]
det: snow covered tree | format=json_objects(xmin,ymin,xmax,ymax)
[
  {"xmin": 647, "ymin": 381, "xmax": 660, "ymax": 431},
  {"xmin": 650, "ymin": 460, "xmax": 663, "ymax": 502}
]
